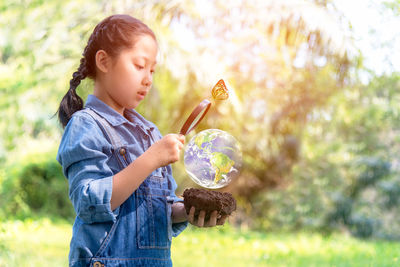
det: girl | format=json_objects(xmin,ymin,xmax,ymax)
[{"xmin": 56, "ymin": 14, "xmax": 227, "ymax": 267}]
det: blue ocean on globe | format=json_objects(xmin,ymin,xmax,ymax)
[{"xmin": 184, "ymin": 129, "xmax": 242, "ymax": 189}]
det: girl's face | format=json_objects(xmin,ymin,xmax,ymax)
[{"xmin": 98, "ymin": 34, "xmax": 158, "ymax": 112}]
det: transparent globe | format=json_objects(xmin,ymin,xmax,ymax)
[{"xmin": 184, "ymin": 129, "xmax": 242, "ymax": 189}]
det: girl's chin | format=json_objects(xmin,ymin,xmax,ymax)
[
  {"xmin": 125, "ymin": 104, "xmax": 138, "ymax": 110},
  {"xmin": 125, "ymin": 100, "xmax": 140, "ymax": 110},
  {"xmin": 124, "ymin": 94, "xmax": 146, "ymax": 109}
]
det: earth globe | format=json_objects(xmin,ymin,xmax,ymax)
[{"xmin": 184, "ymin": 129, "xmax": 242, "ymax": 189}]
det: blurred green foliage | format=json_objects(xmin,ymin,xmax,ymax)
[
  {"xmin": 263, "ymin": 73, "xmax": 400, "ymax": 238},
  {"xmin": 0, "ymin": 151, "xmax": 74, "ymax": 221}
]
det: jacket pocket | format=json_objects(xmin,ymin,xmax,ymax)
[{"xmin": 136, "ymin": 185, "xmax": 171, "ymax": 249}]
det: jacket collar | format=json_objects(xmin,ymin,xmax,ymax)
[{"xmin": 84, "ymin": 94, "xmax": 155, "ymax": 131}]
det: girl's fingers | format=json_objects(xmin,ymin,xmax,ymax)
[
  {"xmin": 206, "ymin": 210, "xmax": 218, "ymax": 227},
  {"xmin": 217, "ymin": 215, "xmax": 228, "ymax": 225},
  {"xmin": 178, "ymin": 143, "xmax": 184, "ymax": 150},
  {"xmin": 188, "ymin": 206, "xmax": 195, "ymax": 224},
  {"xmin": 188, "ymin": 208, "xmax": 227, "ymax": 227},
  {"xmin": 177, "ymin": 134, "xmax": 185, "ymax": 144},
  {"xmin": 197, "ymin": 210, "xmax": 206, "ymax": 227}
]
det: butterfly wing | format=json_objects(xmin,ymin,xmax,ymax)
[{"xmin": 212, "ymin": 79, "xmax": 229, "ymax": 100}]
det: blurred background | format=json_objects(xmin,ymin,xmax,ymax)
[{"xmin": 1, "ymin": 0, "xmax": 400, "ymax": 266}]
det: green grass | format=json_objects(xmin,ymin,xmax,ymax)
[
  {"xmin": 172, "ymin": 226, "xmax": 400, "ymax": 267},
  {"xmin": 0, "ymin": 218, "xmax": 71, "ymax": 266},
  {"xmin": 0, "ymin": 218, "xmax": 399, "ymax": 267}
]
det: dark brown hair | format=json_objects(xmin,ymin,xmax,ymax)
[{"xmin": 57, "ymin": 14, "xmax": 156, "ymax": 127}]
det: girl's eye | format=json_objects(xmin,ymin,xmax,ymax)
[
  {"xmin": 150, "ymin": 69, "xmax": 155, "ymax": 74},
  {"xmin": 135, "ymin": 64, "xmax": 144, "ymax": 70}
]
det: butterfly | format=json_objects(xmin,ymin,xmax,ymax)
[{"xmin": 211, "ymin": 79, "xmax": 229, "ymax": 100}]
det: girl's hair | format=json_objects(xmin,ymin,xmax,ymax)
[{"xmin": 57, "ymin": 14, "xmax": 156, "ymax": 128}]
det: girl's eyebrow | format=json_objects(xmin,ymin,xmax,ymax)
[{"xmin": 134, "ymin": 56, "xmax": 157, "ymax": 65}]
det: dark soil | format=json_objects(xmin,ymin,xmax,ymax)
[{"xmin": 183, "ymin": 188, "xmax": 236, "ymax": 221}]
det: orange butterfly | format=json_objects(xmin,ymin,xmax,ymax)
[{"xmin": 211, "ymin": 79, "xmax": 229, "ymax": 100}]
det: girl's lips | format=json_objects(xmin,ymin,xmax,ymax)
[
  {"xmin": 138, "ymin": 90, "xmax": 148, "ymax": 96},
  {"xmin": 137, "ymin": 90, "xmax": 148, "ymax": 100}
]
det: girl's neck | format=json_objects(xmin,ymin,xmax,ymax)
[{"xmin": 93, "ymin": 82, "xmax": 125, "ymax": 116}]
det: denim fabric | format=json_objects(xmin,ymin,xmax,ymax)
[{"xmin": 57, "ymin": 95, "xmax": 187, "ymax": 267}]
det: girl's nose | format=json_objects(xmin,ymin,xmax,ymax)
[{"xmin": 142, "ymin": 73, "xmax": 152, "ymax": 87}]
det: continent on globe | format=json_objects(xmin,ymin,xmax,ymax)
[
  {"xmin": 194, "ymin": 131, "xmax": 214, "ymax": 149},
  {"xmin": 210, "ymin": 152, "xmax": 235, "ymax": 183}
]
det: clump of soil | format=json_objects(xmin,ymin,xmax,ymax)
[{"xmin": 183, "ymin": 188, "xmax": 236, "ymax": 221}]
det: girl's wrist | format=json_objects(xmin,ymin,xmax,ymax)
[
  {"xmin": 171, "ymin": 202, "xmax": 188, "ymax": 223},
  {"xmin": 142, "ymin": 148, "xmax": 161, "ymax": 170}
]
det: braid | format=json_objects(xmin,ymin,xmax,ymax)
[
  {"xmin": 70, "ymin": 58, "xmax": 87, "ymax": 88},
  {"xmin": 57, "ymin": 58, "xmax": 87, "ymax": 128}
]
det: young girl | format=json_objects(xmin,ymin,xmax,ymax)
[{"xmin": 56, "ymin": 14, "xmax": 227, "ymax": 267}]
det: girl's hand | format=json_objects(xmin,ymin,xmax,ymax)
[
  {"xmin": 187, "ymin": 206, "xmax": 228, "ymax": 228},
  {"xmin": 147, "ymin": 134, "xmax": 185, "ymax": 167}
]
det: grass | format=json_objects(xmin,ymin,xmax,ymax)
[
  {"xmin": 172, "ymin": 226, "xmax": 400, "ymax": 267},
  {"xmin": 0, "ymin": 218, "xmax": 71, "ymax": 266},
  {"xmin": 0, "ymin": 218, "xmax": 399, "ymax": 267}
]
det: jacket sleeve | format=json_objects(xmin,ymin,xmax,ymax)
[{"xmin": 56, "ymin": 113, "xmax": 119, "ymax": 224}]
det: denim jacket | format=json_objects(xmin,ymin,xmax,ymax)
[{"xmin": 57, "ymin": 95, "xmax": 188, "ymax": 267}]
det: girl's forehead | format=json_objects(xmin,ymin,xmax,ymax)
[{"xmin": 127, "ymin": 35, "xmax": 158, "ymax": 63}]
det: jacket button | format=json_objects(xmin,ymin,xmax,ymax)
[
  {"xmin": 119, "ymin": 148, "xmax": 126, "ymax": 156},
  {"xmin": 93, "ymin": 262, "xmax": 103, "ymax": 267},
  {"xmin": 89, "ymin": 206, "xmax": 95, "ymax": 212}
]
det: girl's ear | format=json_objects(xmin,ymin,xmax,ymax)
[{"xmin": 95, "ymin": 50, "xmax": 110, "ymax": 73}]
